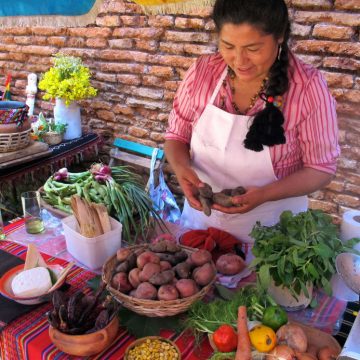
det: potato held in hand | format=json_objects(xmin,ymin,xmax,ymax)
[{"xmin": 216, "ymin": 253, "xmax": 246, "ymax": 275}]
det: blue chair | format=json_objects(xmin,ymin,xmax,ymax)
[{"xmin": 109, "ymin": 138, "xmax": 165, "ymax": 188}]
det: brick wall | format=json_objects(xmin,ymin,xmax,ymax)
[{"xmin": 0, "ymin": 0, "xmax": 358, "ymax": 222}]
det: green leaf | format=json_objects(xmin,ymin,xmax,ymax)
[
  {"xmin": 259, "ymin": 264, "xmax": 271, "ymax": 288},
  {"xmin": 306, "ymin": 263, "xmax": 319, "ymax": 280},
  {"xmin": 87, "ymin": 275, "xmax": 102, "ymax": 293},
  {"xmin": 118, "ymin": 308, "xmax": 183, "ymax": 338},
  {"xmin": 215, "ymin": 284, "xmax": 236, "ymax": 301},
  {"xmin": 310, "ymin": 297, "xmax": 318, "ymax": 308},
  {"xmin": 314, "ymin": 243, "xmax": 333, "ymax": 258},
  {"xmin": 47, "ymin": 268, "xmax": 57, "ymax": 285}
]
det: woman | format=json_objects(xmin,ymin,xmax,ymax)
[{"xmin": 164, "ymin": 0, "xmax": 339, "ymax": 254}]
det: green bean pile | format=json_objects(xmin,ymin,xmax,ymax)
[{"xmin": 42, "ymin": 166, "xmax": 163, "ymax": 243}]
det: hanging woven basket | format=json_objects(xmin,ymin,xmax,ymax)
[{"xmin": 130, "ymin": 0, "xmax": 215, "ymax": 14}]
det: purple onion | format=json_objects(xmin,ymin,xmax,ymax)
[{"xmin": 99, "ymin": 165, "xmax": 112, "ymax": 176}]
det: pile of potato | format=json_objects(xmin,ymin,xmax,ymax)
[
  {"xmin": 110, "ymin": 240, "xmax": 216, "ymax": 301},
  {"xmin": 268, "ymin": 323, "xmax": 340, "ymax": 360}
]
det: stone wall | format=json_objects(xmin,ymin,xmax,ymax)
[{"xmin": 0, "ymin": 0, "xmax": 358, "ymax": 222}]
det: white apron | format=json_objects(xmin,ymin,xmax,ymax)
[{"xmin": 181, "ymin": 67, "xmax": 308, "ymax": 260}]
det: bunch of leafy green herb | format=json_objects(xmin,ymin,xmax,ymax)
[
  {"xmin": 184, "ymin": 285, "xmax": 276, "ymax": 339},
  {"xmin": 250, "ymin": 209, "xmax": 360, "ymax": 298}
]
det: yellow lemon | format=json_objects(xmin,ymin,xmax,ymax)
[{"xmin": 249, "ymin": 324, "xmax": 277, "ymax": 353}]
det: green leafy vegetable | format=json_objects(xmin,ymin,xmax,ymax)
[
  {"xmin": 250, "ymin": 209, "xmax": 360, "ymax": 298},
  {"xmin": 184, "ymin": 285, "xmax": 275, "ymax": 339},
  {"xmin": 42, "ymin": 165, "xmax": 167, "ymax": 243}
]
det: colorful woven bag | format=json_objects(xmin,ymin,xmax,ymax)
[{"xmin": 0, "ymin": 101, "xmax": 29, "ymax": 127}]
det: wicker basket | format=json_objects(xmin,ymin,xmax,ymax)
[
  {"xmin": 42, "ymin": 132, "xmax": 63, "ymax": 145},
  {"xmin": 102, "ymin": 245, "xmax": 216, "ymax": 317},
  {"xmin": 0, "ymin": 128, "xmax": 31, "ymax": 153}
]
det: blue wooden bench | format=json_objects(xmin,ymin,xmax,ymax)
[{"xmin": 109, "ymin": 139, "xmax": 165, "ymax": 186}]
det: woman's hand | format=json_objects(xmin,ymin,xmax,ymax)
[
  {"xmin": 176, "ymin": 166, "xmax": 203, "ymax": 210},
  {"xmin": 164, "ymin": 140, "xmax": 203, "ymax": 210},
  {"xmin": 212, "ymin": 187, "xmax": 266, "ymax": 214}
]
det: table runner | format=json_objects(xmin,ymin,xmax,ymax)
[
  {"xmin": 0, "ymin": 133, "xmax": 101, "ymax": 181},
  {"xmin": 0, "ymin": 220, "xmax": 349, "ymax": 359}
]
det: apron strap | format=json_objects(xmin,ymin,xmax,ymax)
[{"xmin": 209, "ymin": 66, "xmax": 228, "ymax": 105}]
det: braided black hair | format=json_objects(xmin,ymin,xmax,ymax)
[{"xmin": 212, "ymin": 0, "xmax": 291, "ymax": 151}]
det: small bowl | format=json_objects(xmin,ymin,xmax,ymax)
[
  {"xmin": 49, "ymin": 315, "xmax": 119, "ymax": 356},
  {"xmin": 42, "ymin": 132, "xmax": 63, "ymax": 145},
  {"xmin": 124, "ymin": 336, "xmax": 181, "ymax": 360},
  {"xmin": 0, "ymin": 264, "xmax": 67, "ymax": 305}
]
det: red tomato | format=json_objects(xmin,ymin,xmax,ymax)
[{"xmin": 213, "ymin": 324, "xmax": 237, "ymax": 352}]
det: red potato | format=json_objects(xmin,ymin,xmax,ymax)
[
  {"xmin": 111, "ymin": 272, "xmax": 132, "ymax": 293},
  {"xmin": 266, "ymin": 345, "xmax": 296, "ymax": 360},
  {"xmin": 149, "ymin": 270, "xmax": 175, "ymax": 286},
  {"xmin": 190, "ymin": 249, "xmax": 212, "ymax": 267},
  {"xmin": 317, "ymin": 346, "xmax": 340, "ymax": 360},
  {"xmin": 174, "ymin": 262, "xmax": 191, "ymax": 279},
  {"xmin": 175, "ymin": 279, "xmax": 199, "ymax": 298},
  {"xmin": 276, "ymin": 324, "xmax": 308, "ymax": 353},
  {"xmin": 139, "ymin": 263, "xmax": 161, "ymax": 282},
  {"xmin": 160, "ymin": 261, "xmax": 172, "ymax": 271},
  {"xmin": 158, "ymin": 285, "xmax": 179, "ymax": 301},
  {"xmin": 136, "ymin": 251, "xmax": 160, "ymax": 269},
  {"xmin": 134, "ymin": 282, "xmax": 157, "ymax": 300},
  {"xmin": 116, "ymin": 248, "xmax": 131, "ymax": 262},
  {"xmin": 216, "ymin": 253, "xmax": 246, "ymax": 275},
  {"xmin": 128, "ymin": 268, "xmax": 141, "ymax": 288},
  {"xmin": 192, "ymin": 262, "xmax": 216, "ymax": 286}
]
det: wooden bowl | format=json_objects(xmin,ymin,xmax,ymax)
[
  {"xmin": 208, "ymin": 321, "xmax": 341, "ymax": 356},
  {"xmin": 124, "ymin": 336, "xmax": 181, "ymax": 360},
  {"xmin": 49, "ymin": 315, "xmax": 119, "ymax": 356}
]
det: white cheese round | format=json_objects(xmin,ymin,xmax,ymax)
[{"xmin": 12, "ymin": 267, "xmax": 52, "ymax": 298}]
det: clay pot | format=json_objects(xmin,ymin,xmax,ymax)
[{"xmin": 49, "ymin": 315, "xmax": 119, "ymax": 356}]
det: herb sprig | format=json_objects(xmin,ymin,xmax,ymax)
[{"xmin": 250, "ymin": 209, "xmax": 360, "ymax": 298}]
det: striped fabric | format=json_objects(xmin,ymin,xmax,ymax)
[
  {"xmin": 166, "ymin": 52, "xmax": 340, "ymax": 179},
  {"xmin": 0, "ymin": 223, "xmax": 212, "ymax": 360},
  {"xmin": 0, "ymin": 221, "xmax": 349, "ymax": 359}
]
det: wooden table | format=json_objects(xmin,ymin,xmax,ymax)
[
  {"xmin": 0, "ymin": 219, "xmax": 354, "ymax": 360},
  {"xmin": 0, "ymin": 133, "xmax": 101, "ymax": 181}
]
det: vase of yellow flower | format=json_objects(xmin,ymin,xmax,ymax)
[
  {"xmin": 38, "ymin": 53, "xmax": 97, "ymax": 140},
  {"xmin": 53, "ymin": 98, "xmax": 81, "ymax": 140}
]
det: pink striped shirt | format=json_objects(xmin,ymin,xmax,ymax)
[{"xmin": 165, "ymin": 52, "xmax": 340, "ymax": 178}]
